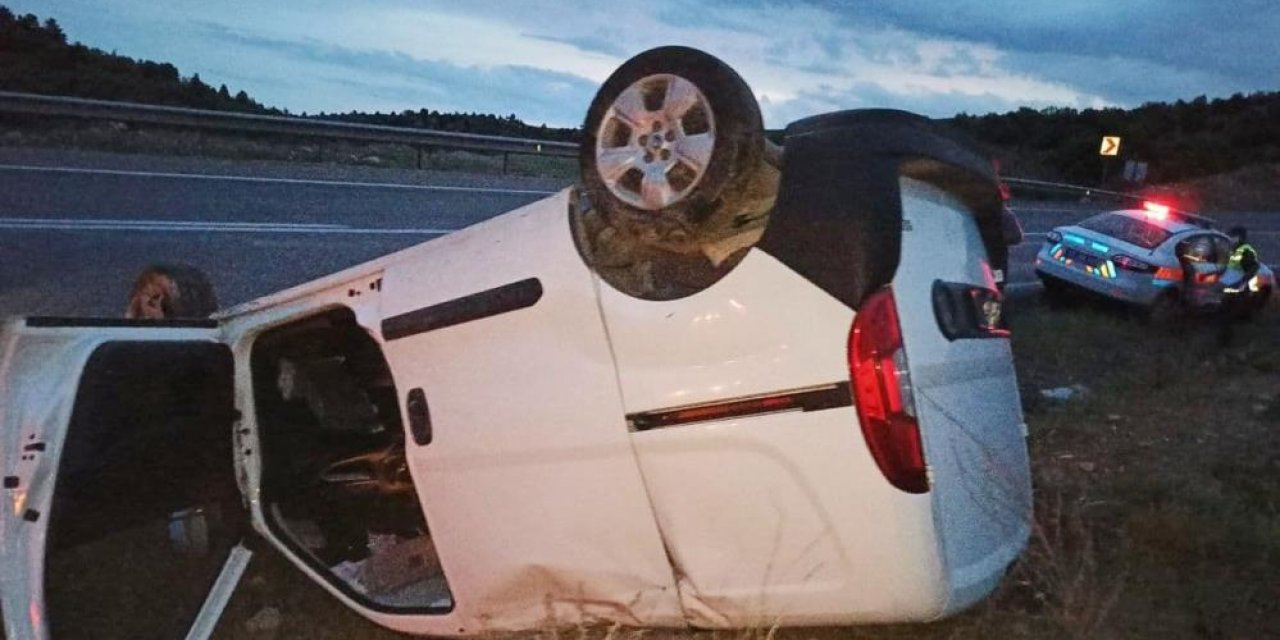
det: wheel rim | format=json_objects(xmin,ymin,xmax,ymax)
[{"xmin": 594, "ymin": 73, "xmax": 716, "ymax": 210}]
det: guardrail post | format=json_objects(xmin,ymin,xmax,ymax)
[
  {"xmin": 416, "ymin": 146, "xmax": 423, "ymax": 170},
  {"xmin": 502, "ymin": 152, "xmax": 509, "ymax": 174}
]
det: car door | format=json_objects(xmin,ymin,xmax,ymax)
[
  {"xmin": 372, "ymin": 190, "xmax": 684, "ymax": 634},
  {"xmin": 0, "ymin": 318, "xmax": 250, "ymax": 640},
  {"xmin": 1174, "ymin": 233, "xmax": 1231, "ymax": 308},
  {"xmin": 892, "ymin": 171, "xmax": 1032, "ymax": 613}
]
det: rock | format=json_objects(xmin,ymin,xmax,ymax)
[
  {"xmin": 1078, "ymin": 461, "xmax": 1097, "ymax": 472},
  {"xmin": 245, "ymin": 607, "xmax": 282, "ymax": 634}
]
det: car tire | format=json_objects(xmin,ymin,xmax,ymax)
[
  {"xmin": 125, "ymin": 263, "xmax": 218, "ymax": 319},
  {"xmin": 1145, "ymin": 289, "xmax": 1182, "ymax": 326},
  {"xmin": 1235, "ymin": 286, "xmax": 1273, "ymax": 322},
  {"xmin": 580, "ymin": 46, "xmax": 766, "ymax": 254},
  {"xmin": 1254, "ymin": 286, "xmax": 1272, "ymax": 315},
  {"xmin": 1039, "ymin": 276, "xmax": 1072, "ymax": 308}
]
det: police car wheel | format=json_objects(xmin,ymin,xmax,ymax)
[
  {"xmin": 1146, "ymin": 290, "xmax": 1182, "ymax": 325},
  {"xmin": 1245, "ymin": 286, "xmax": 1272, "ymax": 319},
  {"xmin": 1039, "ymin": 276, "xmax": 1072, "ymax": 307},
  {"xmin": 580, "ymin": 46, "xmax": 765, "ymax": 252}
]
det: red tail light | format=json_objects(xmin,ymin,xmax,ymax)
[{"xmin": 848, "ymin": 288, "xmax": 928, "ymax": 494}]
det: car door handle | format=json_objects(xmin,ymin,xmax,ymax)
[{"xmin": 406, "ymin": 388, "xmax": 432, "ymax": 446}]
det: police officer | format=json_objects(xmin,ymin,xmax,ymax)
[
  {"xmin": 1219, "ymin": 226, "xmax": 1261, "ymax": 344},
  {"xmin": 1227, "ymin": 226, "xmax": 1260, "ymax": 282}
]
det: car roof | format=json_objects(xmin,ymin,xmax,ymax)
[{"xmin": 1105, "ymin": 208, "xmax": 1218, "ymax": 235}]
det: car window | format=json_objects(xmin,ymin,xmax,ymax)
[
  {"xmin": 1078, "ymin": 213, "xmax": 1171, "ymax": 250},
  {"xmin": 1174, "ymin": 233, "xmax": 1232, "ymax": 266},
  {"xmin": 45, "ymin": 341, "xmax": 243, "ymax": 639}
]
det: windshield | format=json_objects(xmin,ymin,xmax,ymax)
[{"xmin": 1077, "ymin": 213, "xmax": 1172, "ymax": 250}]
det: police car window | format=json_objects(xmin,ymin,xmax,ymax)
[{"xmin": 1079, "ymin": 213, "xmax": 1170, "ymax": 250}]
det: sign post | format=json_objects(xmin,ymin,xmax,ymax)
[{"xmin": 1098, "ymin": 135, "xmax": 1122, "ymax": 187}]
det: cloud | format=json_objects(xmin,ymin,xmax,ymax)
[
  {"xmin": 193, "ymin": 22, "xmax": 599, "ymax": 125},
  {"xmin": 15, "ymin": 0, "xmax": 1279, "ymax": 128},
  {"xmin": 803, "ymin": 0, "xmax": 1280, "ymax": 94}
]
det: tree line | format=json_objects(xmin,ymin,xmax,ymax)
[
  {"xmin": 0, "ymin": 6, "xmax": 273, "ymax": 114},
  {"xmin": 948, "ymin": 94, "xmax": 1280, "ymax": 186},
  {"xmin": 0, "ymin": 6, "xmax": 577, "ymax": 142}
]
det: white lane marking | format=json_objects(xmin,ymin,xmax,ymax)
[
  {"xmin": 0, "ymin": 216, "xmax": 346, "ymax": 230},
  {"xmin": 0, "ymin": 217, "xmax": 455, "ymax": 235},
  {"xmin": 0, "ymin": 163, "xmax": 560, "ymax": 195}
]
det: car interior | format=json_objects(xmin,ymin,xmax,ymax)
[
  {"xmin": 43, "ymin": 341, "xmax": 245, "ymax": 639},
  {"xmin": 250, "ymin": 307, "xmax": 452, "ymax": 612}
]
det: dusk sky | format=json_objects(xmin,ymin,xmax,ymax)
[{"xmin": 12, "ymin": 1, "xmax": 1280, "ymax": 127}]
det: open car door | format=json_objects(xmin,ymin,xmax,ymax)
[{"xmin": 0, "ymin": 318, "xmax": 250, "ymax": 640}]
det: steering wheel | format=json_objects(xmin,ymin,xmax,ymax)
[{"xmin": 318, "ymin": 443, "xmax": 414, "ymax": 497}]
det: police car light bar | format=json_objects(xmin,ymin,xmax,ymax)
[{"xmin": 1143, "ymin": 201, "xmax": 1170, "ymax": 219}]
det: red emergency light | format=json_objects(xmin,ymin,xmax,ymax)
[{"xmin": 1142, "ymin": 201, "xmax": 1170, "ymax": 219}]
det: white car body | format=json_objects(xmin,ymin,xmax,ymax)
[{"xmin": 0, "ymin": 112, "xmax": 1031, "ymax": 638}]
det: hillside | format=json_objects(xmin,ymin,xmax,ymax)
[
  {"xmin": 0, "ymin": 7, "xmax": 273, "ymax": 113},
  {"xmin": 0, "ymin": 5, "xmax": 578, "ymax": 142},
  {"xmin": 949, "ymin": 94, "xmax": 1280, "ymax": 187}
]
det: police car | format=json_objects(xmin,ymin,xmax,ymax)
[
  {"xmin": 1035, "ymin": 202, "xmax": 1273, "ymax": 318},
  {"xmin": 1, "ymin": 47, "xmax": 1031, "ymax": 638}
]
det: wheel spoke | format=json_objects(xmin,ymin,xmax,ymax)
[
  {"xmin": 596, "ymin": 145, "xmax": 639, "ymax": 184},
  {"xmin": 674, "ymin": 132, "xmax": 714, "ymax": 171},
  {"xmin": 662, "ymin": 76, "xmax": 700, "ymax": 120},
  {"xmin": 611, "ymin": 85, "xmax": 648, "ymax": 127},
  {"xmin": 640, "ymin": 168, "xmax": 672, "ymax": 209}
]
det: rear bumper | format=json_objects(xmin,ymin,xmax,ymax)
[
  {"xmin": 1034, "ymin": 251, "xmax": 1165, "ymax": 306},
  {"xmin": 939, "ymin": 523, "xmax": 1030, "ymax": 616}
]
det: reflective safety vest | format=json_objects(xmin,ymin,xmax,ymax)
[{"xmin": 1229, "ymin": 242, "xmax": 1258, "ymax": 270}]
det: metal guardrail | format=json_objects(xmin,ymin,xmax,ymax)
[
  {"xmin": 0, "ymin": 92, "xmax": 1147, "ymax": 198},
  {"xmin": 0, "ymin": 91, "xmax": 578, "ymax": 163},
  {"xmin": 1003, "ymin": 176, "xmax": 1136, "ymax": 201}
]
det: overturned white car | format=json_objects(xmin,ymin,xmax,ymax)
[{"xmin": 0, "ymin": 47, "xmax": 1031, "ymax": 639}]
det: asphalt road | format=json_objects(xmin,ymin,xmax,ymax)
[
  {"xmin": 1, "ymin": 147, "xmax": 1277, "ymax": 318},
  {"xmin": 0, "ymin": 148, "xmax": 565, "ymax": 317}
]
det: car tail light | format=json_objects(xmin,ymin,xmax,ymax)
[
  {"xmin": 1112, "ymin": 254, "xmax": 1154, "ymax": 272},
  {"xmin": 1046, "ymin": 230, "xmax": 1063, "ymax": 244},
  {"xmin": 1153, "ymin": 266, "xmax": 1183, "ymax": 282},
  {"xmin": 848, "ymin": 288, "xmax": 928, "ymax": 494}
]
